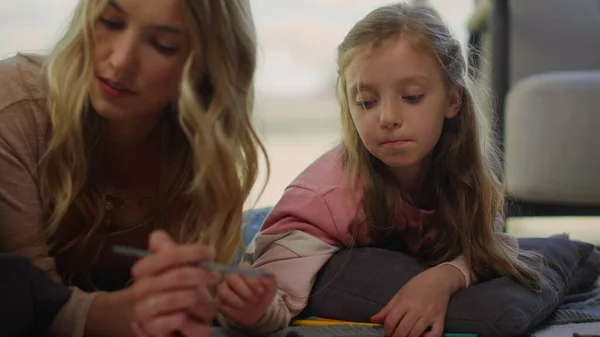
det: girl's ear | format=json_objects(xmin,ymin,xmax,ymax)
[{"xmin": 445, "ymin": 86, "xmax": 463, "ymax": 119}]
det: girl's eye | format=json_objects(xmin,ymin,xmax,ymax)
[
  {"xmin": 403, "ymin": 94, "xmax": 425, "ymax": 103},
  {"xmin": 356, "ymin": 99, "xmax": 376, "ymax": 109}
]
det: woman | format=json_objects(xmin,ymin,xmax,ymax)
[{"xmin": 0, "ymin": 0, "xmax": 272, "ymax": 336}]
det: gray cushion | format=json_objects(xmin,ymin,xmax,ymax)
[
  {"xmin": 550, "ymin": 234, "xmax": 600, "ymax": 294},
  {"xmin": 304, "ymin": 238, "xmax": 595, "ymax": 337},
  {"xmin": 508, "ymin": 0, "xmax": 600, "ymax": 86},
  {"xmin": 570, "ymin": 249, "xmax": 600, "ymax": 294},
  {"xmin": 504, "ymin": 71, "xmax": 600, "ymax": 204}
]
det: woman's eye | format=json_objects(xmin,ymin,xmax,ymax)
[
  {"xmin": 99, "ymin": 17, "xmax": 124, "ymax": 30},
  {"xmin": 152, "ymin": 42, "xmax": 177, "ymax": 56}
]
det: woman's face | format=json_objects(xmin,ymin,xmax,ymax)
[{"xmin": 89, "ymin": 0, "xmax": 191, "ymax": 127}]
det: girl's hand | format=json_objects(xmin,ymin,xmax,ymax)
[
  {"xmin": 129, "ymin": 230, "xmax": 220, "ymax": 337},
  {"xmin": 217, "ymin": 262, "xmax": 277, "ymax": 327},
  {"xmin": 371, "ymin": 264, "xmax": 464, "ymax": 337}
]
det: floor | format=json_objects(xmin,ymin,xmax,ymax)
[{"xmin": 508, "ymin": 217, "xmax": 600, "ymax": 246}]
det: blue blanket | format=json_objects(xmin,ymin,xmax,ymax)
[{"xmin": 544, "ymin": 286, "xmax": 600, "ymax": 325}]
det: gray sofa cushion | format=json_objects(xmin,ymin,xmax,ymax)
[
  {"xmin": 508, "ymin": 0, "xmax": 600, "ymax": 86},
  {"xmin": 505, "ymin": 71, "xmax": 600, "ymax": 204},
  {"xmin": 304, "ymin": 238, "xmax": 595, "ymax": 337}
]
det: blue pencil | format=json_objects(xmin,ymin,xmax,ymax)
[{"xmin": 112, "ymin": 245, "xmax": 267, "ymax": 278}]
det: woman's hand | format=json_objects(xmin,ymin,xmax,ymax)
[
  {"xmin": 217, "ymin": 262, "xmax": 277, "ymax": 327},
  {"xmin": 129, "ymin": 230, "xmax": 221, "ymax": 337},
  {"xmin": 371, "ymin": 264, "xmax": 465, "ymax": 337}
]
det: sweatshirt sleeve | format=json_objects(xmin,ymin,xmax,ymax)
[
  {"xmin": 0, "ymin": 101, "xmax": 99, "ymax": 337},
  {"xmin": 223, "ymin": 186, "xmax": 344, "ymax": 335}
]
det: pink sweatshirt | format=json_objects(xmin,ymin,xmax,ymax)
[{"xmin": 236, "ymin": 148, "xmax": 518, "ymax": 334}]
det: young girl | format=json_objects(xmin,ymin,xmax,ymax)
[{"xmin": 217, "ymin": 2, "xmax": 542, "ymax": 337}]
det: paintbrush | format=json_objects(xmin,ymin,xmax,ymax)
[{"xmin": 112, "ymin": 245, "xmax": 267, "ymax": 278}]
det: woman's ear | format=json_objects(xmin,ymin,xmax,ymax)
[{"xmin": 445, "ymin": 86, "xmax": 463, "ymax": 119}]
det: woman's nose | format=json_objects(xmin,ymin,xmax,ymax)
[{"xmin": 108, "ymin": 33, "xmax": 139, "ymax": 77}]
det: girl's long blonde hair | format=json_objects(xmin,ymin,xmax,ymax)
[
  {"xmin": 39, "ymin": 0, "xmax": 267, "ymax": 282},
  {"xmin": 337, "ymin": 3, "xmax": 542, "ymax": 291}
]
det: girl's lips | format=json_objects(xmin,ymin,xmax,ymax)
[{"xmin": 382, "ymin": 139, "xmax": 411, "ymax": 147}]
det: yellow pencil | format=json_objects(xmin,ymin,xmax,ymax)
[{"xmin": 291, "ymin": 319, "xmax": 382, "ymax": 327}]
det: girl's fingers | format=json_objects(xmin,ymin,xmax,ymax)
[
  {"xmin": 407, "ymin": 316, "xmax": 431, "ymax": 337},
  {"xmin": 238, "ymin": 262, "xmax": 266, "ymax": 295},
  {"xmin": 382, "ymin": 306, "xmax": 406, "ymax": 337},
  {"xmin": 393, "ymin": 311, "xmax": 420, "ymax": 337},
  {"xmin": 422, "ymin": 320, "xmax": 444, "ymax": 337},
  {"xmin": 189, "ymin": 285, "xmax": 218, "ymax": 322},
  {"xmin": 217, "ymin": 282, "xmax": 245, "ymax": 309},
  {"xmin": 218, "ymin": 304, "xmax": 243, "ymax": 324},
  {"xmin": 371, "ymin": 296, "xmax": 396, "ymax": 323},
  {"xmin": 223, "ymin": 273, "xmax": 258, "ymax": 303}
]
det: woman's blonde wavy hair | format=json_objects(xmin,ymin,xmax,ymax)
[
  {"xmin": 39, "ymin": 0, "xmax": 267, "ymax": 283},
  {"xmin": 337, "ymin": 3, "xmax": 542, "ymax": 291}
]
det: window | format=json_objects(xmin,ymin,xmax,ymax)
[
  {"xmin": 249, "ymin": 0, "xmax": 475, "ymax": 207},
  {"xmin": 0, "ymin": 0, "xmax": 476, "ymax": 208},
  {"xmin": 0, "ymin": 0, "xmax": 78, "ymax": 58}
]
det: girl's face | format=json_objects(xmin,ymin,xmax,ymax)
[
  {"xmin": 89, "ymin": 0, "xmax": 191, "ymax": 130},
  {"xmin": 345, "ymin": 36, "xmax": 460, "ymax": 180}
]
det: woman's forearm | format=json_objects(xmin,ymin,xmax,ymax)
[{"xmin": 85, "ymin": 289, "xmax": 134, "ymax": 337}]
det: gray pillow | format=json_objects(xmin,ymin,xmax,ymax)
[
  {"xmin": 304, "ymin": 238, "xmax": 595, "ymax": 337},
  {"xmin": 570, "ymin": 249, "xmax": 600, "ymax": 294},
  {"xmin": 549, "ymin": 234, "xmax": 600, "ymax": 294}
]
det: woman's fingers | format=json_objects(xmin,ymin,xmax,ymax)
[
  {"xmin": 130, "ymin": 232, "xmax": 220, "ymax": 337},
  {"xmin": 138, "ymin": 312, "xmax": 212, "ymax": 337},
  {"xmin": 130, "ymin": 321, "xmax": 151, "ymax": 337},
  {"xmin": 148, "ymin": 230, "xmax": 177, "ymax": 253},
  {"xmin": 178, "ymin": 319, "xmax": 212, "ymax": 337},
  {"xmin": 131, "ymin": 266, "xmax": 218, "ymax": 301},
  {"xmin": 139, "ymin": 312, "xmax": 188, "ymax": 336},
  {"xmin": 134, "ymin": 290, "xmax": 210, "ymax": 320}
]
